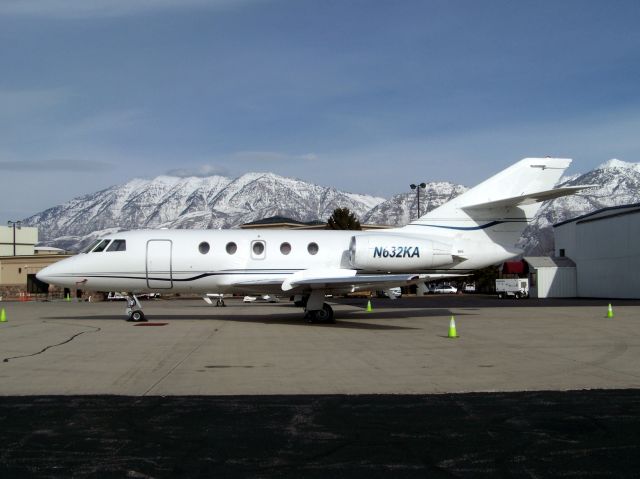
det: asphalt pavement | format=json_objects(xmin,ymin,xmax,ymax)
[
  {"xmin": 1, "ymin": 296, "xmax": 640, "ymax": 477},
  {"xmin": 1, "ymin": 391, "xmax": 640, "ymax": 478}
]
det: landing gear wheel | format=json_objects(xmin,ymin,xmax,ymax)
[
  {"xmin": 312, "ymin": 303, "xmax": 335, "ymax": 324},
  {"xmin": 130, "ymin": 310, "xmax": 146, "ymax": 322}
]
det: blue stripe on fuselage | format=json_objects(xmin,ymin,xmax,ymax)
[{"xmin": 409, "ymin": 220, "xmax": 527, "ymax": 231}]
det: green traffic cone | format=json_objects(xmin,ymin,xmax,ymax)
[
  {"xmin": 366, "ymin": 299, "xmax": 372, "ymax": 312},
  {"xmin": 0, "ymin": 308, "xmax": 6, "ymax": 323},
  {"xmin": 607, "ymin": 303, "xmax": 614, "ymax": 318},
  {"xmin": 448, "ymin": 316, "xmax": 458, "ymax": 338}
]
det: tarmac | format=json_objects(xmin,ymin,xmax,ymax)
[
  {"xmin": 1, "ymin": 296, "xmax": 639, "ymax": 395},
  {"xmin": 1, "ymin": 296, "xmax": 640, "ymax": 477}
]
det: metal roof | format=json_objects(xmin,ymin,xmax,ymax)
[
  {"xmin": 553, "ymin": 202, "xmax": 640, "ymax": 228},
  {"xmin": 523, "ymin": 256, "xmax": 576, "ymax": 268}
]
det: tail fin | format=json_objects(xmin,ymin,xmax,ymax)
[{"xmin": 401, "ymin": 157, "xmax": 592, "ymax": 248}]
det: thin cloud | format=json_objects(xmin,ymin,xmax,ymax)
[
  {"xmin": 61, "ymin": 110, "xmax": 144, "ymax": 139},
  {"xmin": 166, "ymin": 164, "xmax": 229, "ymax": 178},
  {"xmin": 231, "ymin": 151, "xmax": 318, "ymax": 162},
  {"xmin": 0, "ymin": 159, "xmax": 112, "ymax": 172},
  {"xmin": 0, "ymin": 88, "xmax": 68, "ymax": 119},
  {"xmin": 0, "ymin": 0, "xmax": 264, "ymax": 18}
]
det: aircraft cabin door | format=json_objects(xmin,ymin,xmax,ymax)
[{"xmin": 146, "ymin": 240, "xmax": 173, "ymax": 289}]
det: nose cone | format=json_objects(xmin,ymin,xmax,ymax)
[
  {"xmin": 36, "ymin": 257, "xmax": 78, "ymax": 287},
  {"xmin": 36, "ymin": 263, "xmax": 56, "ymax": 284}
]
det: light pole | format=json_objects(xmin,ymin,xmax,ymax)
[
  {"xmin": 7, "ymin": 220, "xmax": 22, "ymax": 256},
  {"xmin": 409, "ymin": 183, "xmax": 426, "ymax": 220}
]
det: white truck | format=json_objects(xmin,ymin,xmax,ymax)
[{"xmin": 495, "ymin": 278, "xmax": 529, "ymax": 299}]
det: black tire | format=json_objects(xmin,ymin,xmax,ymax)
[
  {"xmin": 306, "ymin": 303, "xmax": 335, "ymax": 324},
  {"xmin": 314, "ymin": 303, "xmax": 335, "ymax": 324},
  {"xmin": 131, "ymin": 310, "xmax": 146, "ymax": 322}
]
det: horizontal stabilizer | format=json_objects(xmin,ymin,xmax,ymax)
[{"xmin": 462, "ymin": 185, "xmax": 597, "ymax": 210}]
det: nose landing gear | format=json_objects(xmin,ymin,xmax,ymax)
[{"xmin": 125, "ymin": 294, "xmax": 147, "ymax": 322}]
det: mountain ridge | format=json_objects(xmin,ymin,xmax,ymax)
[{"xmin": 23, "ymin": 161, "xmax": 640, "ymax": 255}]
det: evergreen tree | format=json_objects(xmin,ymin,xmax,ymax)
[{"xmin": 327, "ymin": 207, "xmax": 362, "ymax": 230}]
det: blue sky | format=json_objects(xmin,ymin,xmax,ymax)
[{"xmin": 1, "ymin": 0, "xmax": 640, "ymax": 222}]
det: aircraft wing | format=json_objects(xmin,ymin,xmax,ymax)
[
  {"xmin": 230, "ymin": 269, "xmax": 421, "ymax": 292},
  {"xmin": 462, "ymin": 185, "xmax": 597, "ymax": 210},
  {"xmin": 422, "ymin": 273, "xmax": 471, "ymax": 280},
  {"xmin": 286, "ymin": 273, "xmax": 421, "ymax": 291}
]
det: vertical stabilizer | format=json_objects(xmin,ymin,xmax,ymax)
[{"xmin": 401, "ymin": 158, "xmax": 572, "ymax": 251}]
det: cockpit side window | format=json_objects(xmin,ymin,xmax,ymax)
[
  {"xmin": 106, "ymin": 239, "xmax": 126, "ymax": 252},
  {"xmin": 92, "ymin": 239, "xmax": 111, "ymax": 253},
  {"xmin": 82, "ymin": 239, "xmax": 102, "ymax": 253}
]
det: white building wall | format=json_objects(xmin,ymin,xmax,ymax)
[
  {"xmin": 0, "ymin": 226, "xmax": 38, "ymax": 256},
  {"xmin": 535, "ymin": 267, "xmax": 555, "ymax": 298},
  {"xmin": 554, "ymin": 222, "xmax": 577, "ymax": 258},
  {"xmin": 555, "ymin": 208, "xmax": 640, "ymax": 299},
  {"xmin": 575, "ymin": 212, "xmax": 640, "ymax": 299},
  {"xmin": 533, "ymin": 267, "xmax": 577, "ymax": 298},
  {"xmin": 549, "ymin": 268, "xmax": 577, "ymax": 297}
]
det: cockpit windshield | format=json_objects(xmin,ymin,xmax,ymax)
[
  {"xmin": 106, "ymin": 239, "xmax": 126, "ymax": 252},
  {"xmin": 82, "ymin": 239, "xmax": 102, "ymax": 253},
  {"xmin": 82, "ymin": 238, "xmax": 126, "ymax": 253},
  {"xmin": 91, "ymin": 239, "xmax": 111, "ymax": 253}
]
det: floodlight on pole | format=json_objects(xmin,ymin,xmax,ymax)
[
  {"xmin": 7, "ymin": 220, "xmax": 22, "ymax": 256},
  {"xmin": 409, "ymin": 182, "xmax": 427, "ymax": 219}
]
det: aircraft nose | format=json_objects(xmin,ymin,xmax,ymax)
[
  {"xmin": 36, "ymin": 260, "xmax": 70, "ymax": 285},
  {"xmin": 36, "ymin": 264, "xmax": 54, "ymax": 283}
]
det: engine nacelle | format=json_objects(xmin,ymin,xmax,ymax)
[{"xmin": 349, "ymin": 234, "xmax": 453, "ymax": 271}]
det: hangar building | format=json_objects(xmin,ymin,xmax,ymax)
[
  {"xmin": 0, "ymin": 225, "xmax": 71, "ymax": 298},
  {"xmin": 554, "ymin": 203, "xmax": 640, "ymax": 299}
]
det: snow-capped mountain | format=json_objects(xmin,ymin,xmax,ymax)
[
  {"xmin": 23, "ymin": 172, "xmax": 385, "ymax": 251},
  {"xmin": 22, "ymin": 160, "xmax": 640, "ymax": 255},
  {"xmin": 362, "ymin": 182, "xmax": 468, "ymax": 225}
]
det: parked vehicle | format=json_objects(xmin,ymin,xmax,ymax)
[
  {"xmin": 432, "ymin": 285, "xmax": 458, "ymax": 294},
  {"xmin": 495, "ymin": 278, "xmax": 529, "ymax": 299},
  {"xmin": 243, "ymin": 294, "xmax": 279, "ymax": 303},
  {"xmin": 375, "ymin": 287, "xmax": 402, "ymax": 299},
  {"xmin": 107, "ymin": 292, "xmax": 159, "ymax": 300}
]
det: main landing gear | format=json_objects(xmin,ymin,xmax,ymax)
[
  {"xmin": 305, "ymin": 303, "xmax": 334, "ymax": 324},
  {"xmin": 125, "ymin": 294, "xmax": 147, "ymax": 322},
  {"xmin": 302, "ymin": 291, "xmax": 335, "ymax": 324}
]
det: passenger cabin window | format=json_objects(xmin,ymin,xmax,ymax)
[
  {"xmin": 226, "ymin": 242, "xmax": 237, "ymax": 255},
  {"xmin": 92, "ymin": 239, "xmax": 111, "ymax": 253},
  {"xmin": 307, "ymin": 242, "xmax": 319, "ymax": 255},
  {"xmin": 251, "ymin": 240, "xmax": 266, "ymax": 260},
  {"xmin": 280, "ymin": 242, "xmax": 291, "ymax": 255},
  {"xmin": 106, "ymin": 239, "xmax": 127, "ymax": 252},
  {"xmin": 199, "ymin": 242, "xmax": 210, "ymax": 254}
]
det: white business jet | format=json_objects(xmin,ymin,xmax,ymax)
[{"xmin": 37, "ymin": 158, "xmax": 593, "ymax": 323}]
